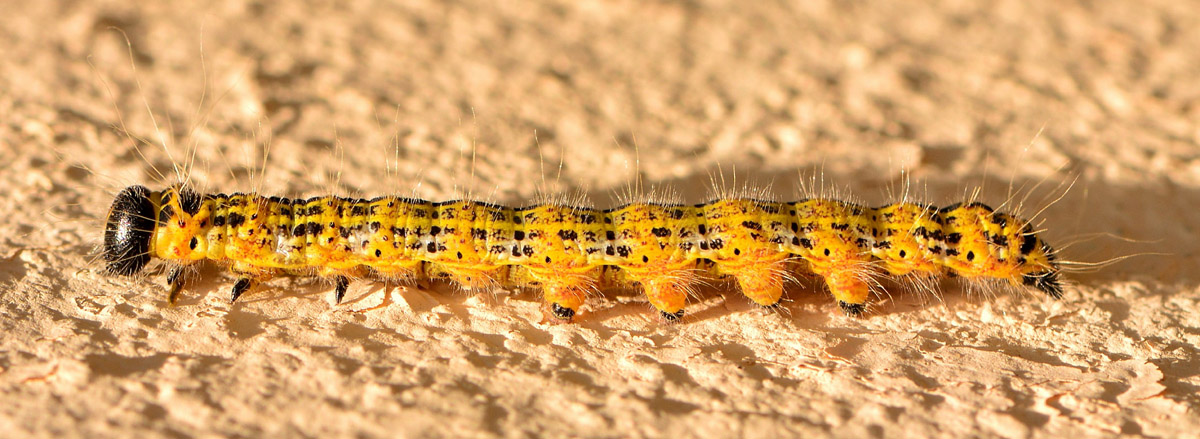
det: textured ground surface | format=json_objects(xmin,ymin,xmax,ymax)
[{"xmin": 2, "ymin": 1, "xmax": 1199, "ymax": 438}]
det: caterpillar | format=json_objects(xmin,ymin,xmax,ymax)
[{"xmin": 101, "ymin": 182, "xmax": 1063, "ymax": 323}]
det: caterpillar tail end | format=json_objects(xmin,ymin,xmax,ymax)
[{"xmin": 1023, "ymin": 270, "xmax": 1064, "ymax": 299}]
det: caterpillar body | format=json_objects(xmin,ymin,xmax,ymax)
[{"xmin": 102, "ymin": 184, "xmax": 1063, "ymax": 322}]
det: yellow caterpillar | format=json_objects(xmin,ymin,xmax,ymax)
[{"xmin": 102, "ymin": 184, "xmax": 1063, "ymax": 322}]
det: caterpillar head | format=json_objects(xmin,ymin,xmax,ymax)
[
  {"xmin": 103, "ymin": 185, "xmax": 157, "ymax": 275},
  {"xmin": 941, "ymin": 203, "xmax": 1063, "ymax": 298},
  {"xmin": 103, "ymin": 184, "xmax": 204, "ymax": 275}
]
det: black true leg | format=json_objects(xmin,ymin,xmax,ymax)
[
  {"xmin": 166, "ymin": 266, "xmax": 188, "ymax": 305},
  {"xmin": 334, "ymin": 276, "xmax": 350, "ymax": 305},
  {"xmin": 230, "ymin": 278, "xmax": 253, "ymax": 303}
]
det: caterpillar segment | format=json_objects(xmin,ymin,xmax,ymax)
[{"xmin": 101, "ymin": 184, "xmax": 1065, "ymax": 322}]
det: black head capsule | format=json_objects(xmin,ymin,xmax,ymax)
[{"xmin": 103, "ymin": 185, "xmax": 157, "ymax": 276}]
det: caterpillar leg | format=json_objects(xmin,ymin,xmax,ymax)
[
  {"xmin": 228, "ymin": 264, "xmax": 277, "ymax": 303},
  {"xmin": 316, "ymin": 268, "xmax": 363, "ymax": 305},
  {"xmin": 727, "ymin": 261, "xmax": 787, "ymax": 308},
  {"xmin": 821, "ymin": 269, "xmax": 870, "ymax": 317},
  {"xmin": 542, "ymin": 284, "xmax": 587, "ymax": 323},
  {"xmin": 165, "ymin": 265, "xmax": 192, "ymax": 305},
  {"xmin": 642, "ymin": 278, "xmax": 688, "ymax": 322},
  {"xmin": 333, "ymin": 275, "xmax": 350, "ymax": 305},
  {"xmin": 230, "ymin": 277, "xmax": 254, "ymax": 303},
  {"xmin": 735, "ymin": 270, "xmax": 785, "ymax": 307}
]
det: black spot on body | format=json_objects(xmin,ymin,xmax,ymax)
[
  {"xmin": 1020, "ymin": 235, "xmax": 1038, "ymax": 254},
  {"xmin": 990, "ymin": 234, "xmax": 1009, "ymax": 247},
  {"xmin": 992, "ymin": 213, "xmax": 1008, "ymax": 227},
  {"xmin": 227, "ymin": 213, "xmax": 246, "ymax": 228}
]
